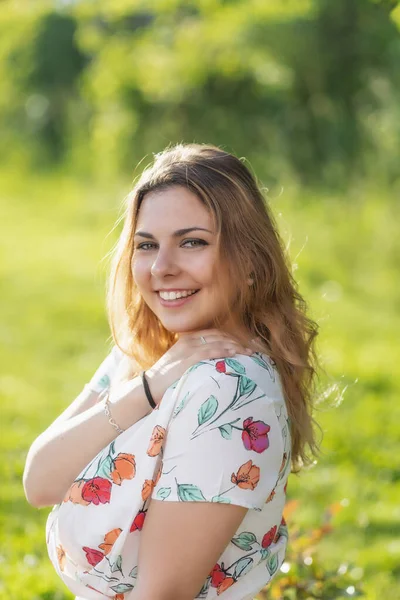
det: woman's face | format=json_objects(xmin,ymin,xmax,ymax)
[{"xmin": 132, "ymin": 185, "xmax": 233, "ymax": 335}]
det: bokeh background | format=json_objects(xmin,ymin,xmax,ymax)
[{"xmin": 1, "ymin": 1, "xmax": 399, "ymax": 599}]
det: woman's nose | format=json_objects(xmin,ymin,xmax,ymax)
[{"xmin": 150, "ymin": 248, "xmax": 180, "ymax": 277}]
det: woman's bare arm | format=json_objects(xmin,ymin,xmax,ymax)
[
  {"xmin": 47, "ymin": 385, "xmax": 102, "ymax": 428},
  {"xmin": 23, "ymin": 331, "xmax": 252, "ymax": 510},
  {"xmin": 22, "ymin": 376, "xmax": 152, "ymax": 509}
]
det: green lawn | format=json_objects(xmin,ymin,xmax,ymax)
[{"xmin": 0, "ymin": 170, "xmax": 399, "ymax": 599}]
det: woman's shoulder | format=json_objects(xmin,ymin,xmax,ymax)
[
  {"xmin": 185, "ymin": 352, "xmax": 281, "ymax": 393},
  {"xmin": 180, "ymin": 352, "xmax": 283, "ymax": 401}
]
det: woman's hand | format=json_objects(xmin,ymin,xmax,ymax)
[{"xmin": 146, "ymin": 328, "xmax": 253, "ymax": 405}]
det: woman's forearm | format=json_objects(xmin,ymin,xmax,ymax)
[
  {"xmin": 23, "ymin": 377, "xmax": 152, "ymax": 508},
  {"xmin": 47, "ymin": 385, "xmax": 102, "ymax": 428}
]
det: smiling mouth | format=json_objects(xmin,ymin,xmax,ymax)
[{"xmin": 158, "ymin": 289, "xmax": 200, "ymax": 301}]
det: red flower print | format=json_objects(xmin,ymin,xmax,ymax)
[
  {"xmin": 216, "ymin": 360, "xmax": 226, "ymax": 373},
  {"xmin": 81, "ymin": 477, "xmax": 112, "ymax": 505},
  {"xmin": 130, "ymin": 509, "xmax": 146, "ymax": 532},
  {"xmin": 231, "ymin": 460, "xmax": 260, "ymax": 490},
  {"xmin": 261, "ymin": 525, "xmax": 277, "ymax": 548},
  {"xmin": 87, "ymin": 584, "xmax": 103, "ymax": 593},
  {"xmin": 210, "ymin": 564, "xmax": 226, "ymax": 587},
  {"xmin": 82, "ymin": 546, "xmax": 104, "ymax": 566},
  {"xmin": 281, "ymin": 516, "xmax": 287, "ymax": 527},
  {"xmin": 242, "ymin": 417, "xmax": 270, "ymax": 453}
]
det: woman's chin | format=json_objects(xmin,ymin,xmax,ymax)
[{"xmin": 159, "ymin": 318, "xmax": 212, "ymax": 335}]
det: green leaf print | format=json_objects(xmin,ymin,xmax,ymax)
[
  {"xmin": 231, "ymin": 531, "xmax": 257, "ymax": 550},
  {"xmin": 98, "ymin": 374, "xmax": 110, "ymax": 388},
  {"xmin": 233, "ymin": 556, "xmax": 253, "ymax": 578},
  {"xmin": 173, "ymin": 391, "xmax": 190, "ymax": 418},
  {"xmin": 225, "ymin": 358, "xmax": 246, "ymax": 374},
  {"xmin": 156, "ymin": 487, "xmax": 172, "ymax": 500},
  {"xmin": 177, "ymin": 483, "xmax": 206, "ymax": 502},
  {"xmin": 129, "ymin": 565, "xmax": 138, "ymax": 578},
  {"xmin": 111, "ymin": 583, "xmax": 134, "ymax": 593},
  {"xmin": 278, "ymin": 521, "xmax": 289, "ymax": 540},
  {"xmin": 96, "ymin": 455, "xmax": 114, "ymax": 480},
  {"xmin": 197, "ymin": 576, "xmax": 211, "ymax": 598},
  {"xmin": 187, "ymin": 361, "xmax": 207, "ymax": 373},
  {"xmin": 250, "ymin": 354, "xmax": 268, "ymax": 369},
  {"xmin": 266, "ymin": 553, "xmax": 279, "ymax": 576},
  {"xmin": 197, "ymin": 395, "xmax": 218, "ymax": 426},
  {"xmin": 239, "ymin": 375, "xmax": 257, "ymax": 397},
  {"xmin": 110, "ymin": 555, "xmax": 123, "ymax": 574},
  {"xmin": 231, "ymin": 531, "xmax": 257, "ymax": 551},
  {"xmin": 251, "ymin": 354, "xmax": 275, "ymax": 380},
  {"xmin": 219, "ymin": 424, "xmax": 233, "ymax": 439},
  {"xmin": 211, "ymin": 495, "xmax": 231, "ymax": 503},
  {"xmin": 260, "ymin": 547, "xmax": 271, "ymax": 561}
]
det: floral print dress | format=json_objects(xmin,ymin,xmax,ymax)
[{"xmin": 46, "ymin": 347, "xmax": 291, "ymax": 600}]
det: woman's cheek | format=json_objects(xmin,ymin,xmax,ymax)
[{"xmin": 131, "ymin": 259, "xmax": 149, "ymax": 289}]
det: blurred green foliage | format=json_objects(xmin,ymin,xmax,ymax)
[
  {"xmin": 1, "ymin": 1, "xmax": 399, "ymax": 599},
  {"xmin": 1, "ymin": 173, "xmax": 399, "ymax": 599},
  {"xmin": 1, "ymin": 0, "xmax": 400, "ymax": 186}
]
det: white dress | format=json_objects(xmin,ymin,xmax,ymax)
[{"xmin": 46, "ymin": 348, "xmax": 291, "ymax": 600}]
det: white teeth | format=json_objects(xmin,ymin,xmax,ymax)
[{"xmin": 159, "ymin": 290, "xmax": 198, "ymax": 301}]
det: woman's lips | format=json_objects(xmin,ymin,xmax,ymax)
[{"xmin": 157, "ymin": 290, "xmax": 200, "ymax": 308}]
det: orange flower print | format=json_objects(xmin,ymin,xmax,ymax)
[
  {"xmin": 111, "ymin": 453, "xmax": 136, "ymax": 485},
  {"xmin": 231, "ymin": 460, "xmax": 260, "ymax": 490},
  {"xmin": 98, "ymin": 528, "xmax": 122, "ymax": 555},
  {"xmin": 115, "ymin": 595, "xmax": 125, "ymax": 600},
  {"xmin": 266, "ymin": 489, "xmax": 275, "ymax": 503},
  {"xmin": 63, "ymin": 479, "xmax": 90, "ymax": 505},
  {"xmin": 154, "ymin": 460, "xmax": 163, "ymax": 485},
  {"xmin": 147, "ymin": 425, "xmax": 166, "ymax": 457},
  {"xmin": 56, "ymin": 544, "xmax": 66, "ymax": 571},
  {"xmin": 141, "ymin": 479, "xmax": 155, "ymax": 502},
  {"xmin": 279, "ymin": 452, "xmax": 288, "ymax": 475},
  {"xmin": 217, "ymin": 576, "xmax": 235, "ymax": 595},
  {"xmin": 141, "ymin": 462, "xmax": 163, "ymax": 501}
]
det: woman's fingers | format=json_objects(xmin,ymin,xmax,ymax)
[
  {"xmin": 187, "ymin": 329, "xmax": 246, "ymax": 348},
  {"xmin": 196, "ymin": 341, "xmax": 252, "ymax": 359}
]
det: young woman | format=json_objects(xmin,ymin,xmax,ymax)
[{"xmin": 23, "ymin": 143, "xmax": 319, "ymax": 600}]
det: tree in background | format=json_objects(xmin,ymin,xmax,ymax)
[{"xmin": 0, "ymin": 0, "xmax": 399, "ymax": 187}]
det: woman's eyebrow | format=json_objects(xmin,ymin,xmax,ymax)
[{"xmin": 134, "ymin": 227, "xmax": 213, "ymax": 239}]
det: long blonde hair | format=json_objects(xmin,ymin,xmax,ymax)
[{"xmin": 106, "ymin": 143, "xmax": 320, "ymax": 469}]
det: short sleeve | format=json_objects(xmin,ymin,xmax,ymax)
[
  {"xmin": 151, "ymin": 362, "xmax": 285, "ymax": 511},
  {"xmin": 85, "ymin": 345, "xmax": 123, "ymax": 393}
]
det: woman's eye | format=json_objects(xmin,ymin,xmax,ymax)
[
  {"xmin": 136, "ymin": 239, "xmax": 207, "ymax": 250},
  {"xmin": 182, "ymin": 239, "xmax": 208, "ymax": 248},
  {"xmin": 136, "ymin": 243, "xmax": 156, "ymax": 250}
]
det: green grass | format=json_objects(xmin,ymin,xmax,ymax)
[{"xmin": 0, "ymin": 170, "xmax": 399, "ymax": 599}]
